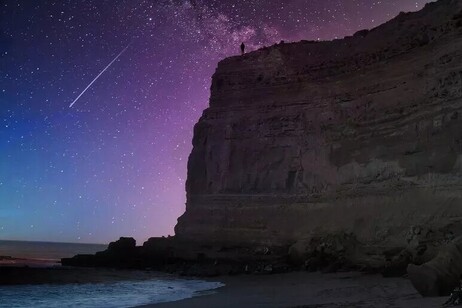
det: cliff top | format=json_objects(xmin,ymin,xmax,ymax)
[{"xmin": 217, "ymin": 0, "xmax": 462, "ymax": 71}]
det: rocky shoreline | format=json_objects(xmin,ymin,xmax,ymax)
[{"xmin": 62, "ymin": 225, "xmax": 462, "ymax": 298}]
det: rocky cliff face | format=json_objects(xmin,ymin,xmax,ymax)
[{"xmin": 176, "ymin": 0, "xmax": 462, "ymax": 251}]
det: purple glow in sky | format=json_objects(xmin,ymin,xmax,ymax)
[{"xmin": 0, "ymin": 0, "xmax": 432, "ymax": 243}]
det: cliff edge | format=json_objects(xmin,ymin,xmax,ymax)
[{"xmin": 175, "ymin": 0, "xmax": 462, "ymax": 256}]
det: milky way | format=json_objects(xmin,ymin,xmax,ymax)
[{"xmin": 0, "ymin": 0, "xmax": 432, "ymax": 243}]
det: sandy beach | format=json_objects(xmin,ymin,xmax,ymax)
[{"xmin": 141, "ymin": 272, "xmax": 446, "ymax": 308}]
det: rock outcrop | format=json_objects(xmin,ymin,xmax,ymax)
[
  {"xmin": 62, "ymin": 237, "xmax": 287, "ymax": 276},
  {"xmin": 408, "ymin": 236, "xmax": 462, "ymax": 296},
  {"xmin": 175, "ymin": 0, "xmax": 462, "ymax": 264}
]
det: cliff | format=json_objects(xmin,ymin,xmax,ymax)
[{"xmin": 175, "ymin": 0, "xmax": 462, "ymax": 254}]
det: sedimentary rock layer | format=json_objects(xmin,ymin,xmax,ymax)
[{"xmin": 176, "ymin": 0, "xmax": 462, "ymax": 249}]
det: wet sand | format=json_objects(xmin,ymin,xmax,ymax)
[{"xmin": 141, "ymin": 272, "xmax": 446, "ymax": 308}]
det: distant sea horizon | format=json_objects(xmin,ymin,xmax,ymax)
[
  {"xmin": 0, "ymin": 239, "xmax": 107, "ymax": 262},
  {"xmin": 0, "ymin": 238, "xmax": 106, "ymax": 245}
]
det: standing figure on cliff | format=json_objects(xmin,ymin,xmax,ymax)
[{"xmin": 240, "ymin": 42, "xmax": 245, "ymax": 55}]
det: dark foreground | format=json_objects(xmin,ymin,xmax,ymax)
[{"xmin": 0, "ymin": 265, "xmax": 449, "ymax": 307}]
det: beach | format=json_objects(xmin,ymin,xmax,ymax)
[
  {"xmin": 0, "ymin": 263, "xmax": 450, "ymax": 307},
  {"xmin": 143, "ymin": 272, "xmax": 446, "ymax": 308}
]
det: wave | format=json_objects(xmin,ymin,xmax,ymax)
[{"xmin": 0, "ymin": 278, "xmax": 224, "ymax": 308}]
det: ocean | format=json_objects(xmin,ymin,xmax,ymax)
[
  {"xmin": 0, "ymin": 240, "xmax": 224, "ymax": 307},
  {"xmin": 0, "ymin": 279, "xmax": 224, "ymax": 308},
  {"xmin": 0, "ymin": 240, "xmax": 107, "ymax": 262}
]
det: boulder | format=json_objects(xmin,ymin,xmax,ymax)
[
  {"xmin": 408, "ymin": 237, "xmax": 462, "ymax": 296},
  {"xmin": 107, "ymin": 237, "xmax": 136, "ymax": 253}
]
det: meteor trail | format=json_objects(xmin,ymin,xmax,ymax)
[{"xmin": 69, "ymin": 43, "xmax": 131, "ymax": 108}]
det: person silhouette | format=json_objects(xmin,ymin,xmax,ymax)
[{"xmin": 240, "ymin": 42, "xmax": 245, "ymax": 55}]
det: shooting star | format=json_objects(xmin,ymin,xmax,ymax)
[{"xmin": 69, "ymin": 43, "xmax": 131, "ymax": 108}]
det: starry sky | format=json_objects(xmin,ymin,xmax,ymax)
[{"xmin": 0, "ymin": 0, "xmax": 432, "ymax": 244}]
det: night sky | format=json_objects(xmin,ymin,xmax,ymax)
[{"xmin": 1, "ymin": 0, "xmax": 432, "ymax": 244}]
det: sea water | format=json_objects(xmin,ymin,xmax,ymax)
[
  {"xmin": 0, "ymin": 279, "xmax": 224, "ymax": 308},
  {"xmin": 0, "ymin": 279, "xmax": 223, "ymax": 308},
  {"xmin": 0, "ymin": 240, "xmax": 225, "ymax": 307},
  {"xmin": 0, "ymin": 240, "xmax": 107, "ymax": 262}
]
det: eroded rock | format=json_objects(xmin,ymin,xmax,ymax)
[{"xmin": 408, "ymin": 236, "xmax": 462, "ymax": 296}]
